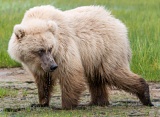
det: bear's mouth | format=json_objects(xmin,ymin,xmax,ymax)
[{"xmin": 41, "ymin": 63, "xmax": 58, "ymax": 72}]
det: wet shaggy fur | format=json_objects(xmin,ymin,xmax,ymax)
[{"xmin": 8, "ymin": 5, "xmax": 153, "ymax": 109}]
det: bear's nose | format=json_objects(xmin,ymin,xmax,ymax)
[{"xmin": 50, "ymin": 64, "xmax": 58, "ymax": 71}]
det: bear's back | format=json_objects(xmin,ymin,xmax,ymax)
[
  {"xmin": 64, "ymin": 6, "xmax": 111, "ymax": 21},
  {"xmin": 22, "ymin": 5, "xmax": 63, "ymax": 23},
  {"xmin": 64, "ymin": 6, "xmax": 131, "ymax": 71}
]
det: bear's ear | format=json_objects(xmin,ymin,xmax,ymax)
[
  {"xmin": 47, "ymin": 21, "xmax": 57, "ymax": 34},
  {"xmin": 14, "ymin": 24, "xmax": 25, "ymax": 40}
]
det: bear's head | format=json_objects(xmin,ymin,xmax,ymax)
[{"xmin": 8, "ymin": 19, "xmax": 58, "ymax": 73}]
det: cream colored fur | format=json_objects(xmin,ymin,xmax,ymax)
[{"xmin": 8, "ymin": 5, "xmax": 153, "ymax": 109}]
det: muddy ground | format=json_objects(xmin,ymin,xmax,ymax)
[{"xmin": 0, "ymin": 68, "xmax": 160, "ymax": 116}]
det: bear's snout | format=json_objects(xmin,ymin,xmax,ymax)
[
  {"xmin": 40, "ymin": 52, "xmax": 58, "ymax": 72},
  {"xmin": 50, "ymin": 64, "xmax": 58, "ymax": 72}
]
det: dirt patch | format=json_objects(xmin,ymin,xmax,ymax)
[
  {"xmin": 0, "ymin": 68, "xmax": 33, "ymax": 82},
  {"xmin": 0, "ymin": 68, "xmax": 160, "ymax": 116}
]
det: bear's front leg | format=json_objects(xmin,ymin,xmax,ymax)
[
  {"xmin": 31, "ymin": 73, "xmax": 55, "ymax": 107},
  {"xmin": 59, "ymin": 72, "xmax": 86, "ymax": 109}
]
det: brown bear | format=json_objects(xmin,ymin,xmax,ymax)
[{"xmin": 8, "ymin": 5, "xmax": 153, "ymax": 109}]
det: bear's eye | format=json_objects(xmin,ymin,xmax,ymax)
[
  {"xmin": 38, "ymin": 49, "xmax": 45, "ymax": 55},
  {"xmin": 48, "ymin": 47, "xmax": 52, "ymax": 53}
]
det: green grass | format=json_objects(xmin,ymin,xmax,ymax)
[
  {"xmin": 0, "ymin": 88, "xmax": 18, "ymax": 98},
  {"xmin": 0, "ymin": 106, "xmax": 157, "ymax": 117},
  {"xmin": 0, "ymin": 0, "xmax": 159, "ymax": 81}
]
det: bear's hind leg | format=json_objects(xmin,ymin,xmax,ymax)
[{"xmin": 108, "ymin": 68, "xmax": 153, "ymax": 106}]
